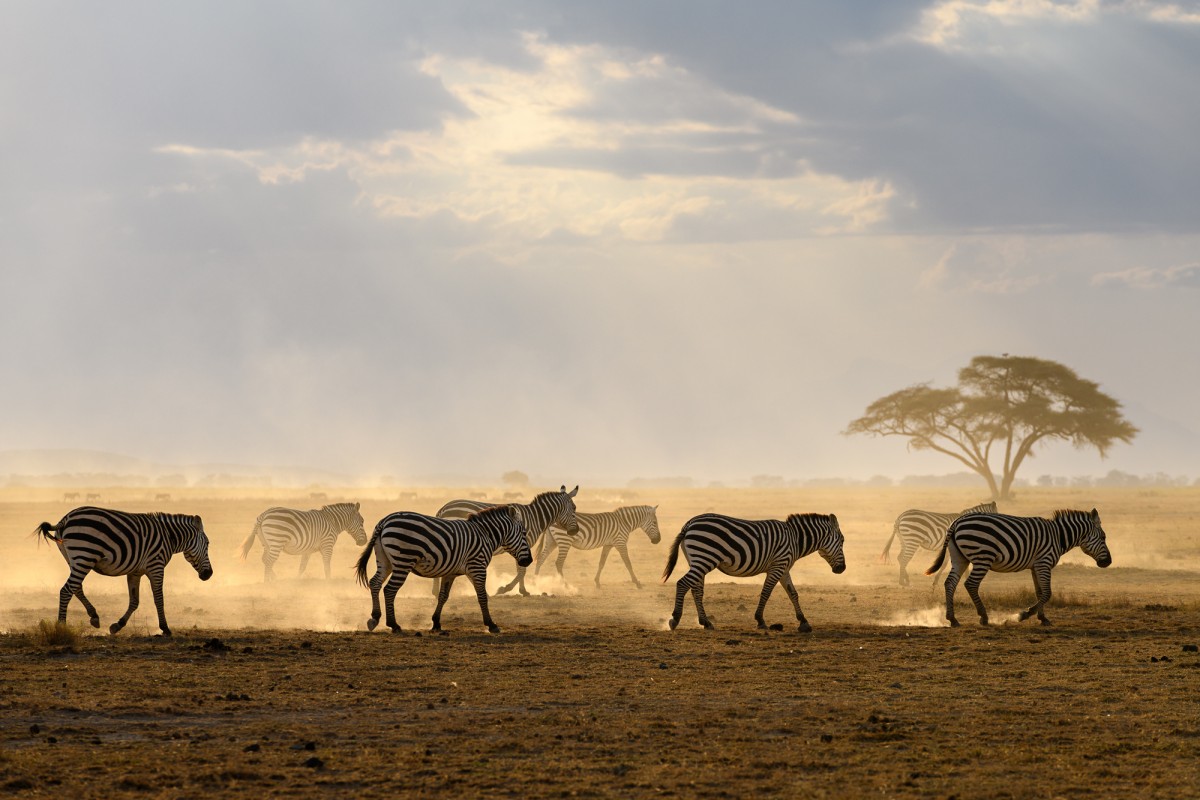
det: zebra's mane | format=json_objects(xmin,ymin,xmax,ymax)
[
  {"xmin": 1051, "ymin": 509, "xmax": 1090, "ymax": 521},
  {"xmin": 469, "ymin": 505, "xmax": 514, "ymax": 523},
  {"xmin": 786, "ymin": 513, "xmax": 828, "ymax": 524}
]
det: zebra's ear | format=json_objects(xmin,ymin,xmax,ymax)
[
  {"xmin": 1091, "ymin": 508, "xmax": 1099, "ymax": 519},
  {"xmin": 829, "ymin": 513, "xmax": 838, "ymax": 525},
  {"xmin": 355, "ymin": 502, "xmax": 360, "ymax": 510},
  {"xmin": 568, "ymin": 485, "xmax": 579, "ymax": 498}
]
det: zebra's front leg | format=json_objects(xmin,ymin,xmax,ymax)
[
  {"xmin": 963, "ymin": 564, "xmax": 991, "ymax": 626},
  {"xmin": 148, "ymin": 568, "xmax": 171, "ymax": 636},
  {"xmin": 298, "ymin": 553, "xmax": 310, "ymax": 577},
  {"xmin": 61, "ymin": 566, "xmax": 100, "ymax": 628},
  {"xmin": 554, "ymin": 542, "xmax": 570, "ymax": 579},
  {"xmin": 616, "ymin": 545, "xmax": 641, "ymax": 589},
  {"xmin": 109, "ymin": 573, "xmax": 142, "ymax": 635},
  {"xmin": 495, "ymin": 562, "xmax": 529, "ymax": 596},
  {"xmin": 595, "ymin": 546, "xmax": 612, "ymax": 587},
  {"xmin": 1018, "ymin": 566, "xmax": 1054, "ymax": 626},
  {"xmin": 321, "ymin": 546, "xmax": 334, "ymax": 580},
  {"xmin": 780, "ymin": 573, "xmax": 812, "ymax": 633},
  {"xmin": 470, "ymin": 567, "xmax": 501, "ymax": 633},
  {"xmin": 533, "ymin": 531, "xmax": 553, "ymax": 575},
  {"xmin": 432, "ymin": 575, "xmax": 457, "ymax": 632},
  {"xmin": 754, "ymin": 571, "xmax": 782, "ymax": 629}
]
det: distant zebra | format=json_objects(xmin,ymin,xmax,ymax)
[
  {"xmin": 355, "ymin": 506, "xmax": 532, "ymax": 634},
  {"xmin": 926, "ymin": 508, "xmax": 1112, "ymax": 627},
  {"xmin": 882, "ymin": 501, "xmax": 997, "ymax": 585},
  {"xmin": 85, "ymin": 493, "xmax": 101, "ymax": 502},
  {"xmin": 663, "ymin": 512, "xmax": 847, "ymax": 632},
  {"xmin": 239, "ymin": 502, "xmax": 367, "ymax": 582},
  {"xmin": 436, "ymin": 485, "xmax": 580, "ymax": 596},
  {"xmin": 62, "ymin": 492, "xmax": 80, "ymax": 502},
  {"xmin": 534, "ymin": 505, "xmax": 661, "ymax": 588},
  {"xmin": 34, "ymin": 506, "xmax": 213, "ymax": 636}
]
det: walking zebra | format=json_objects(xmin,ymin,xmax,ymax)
[
  {"xmin": 662, "ymin": 512, "xmax": 846, "ymax": 632},
  {"xmin": 882, "ymin": 501, "xmax": 997, "ymax": 585},
  {"xmin": 534, "ymin": 505, "xmax": 661, "ymax": 588},
  {"xmin": 34, "ymin": 506, "xmax": 213, "ymax": 636},
  {"xmin": 355, "ymin": 506, "xmax": 532, "ymax": 634},
  {"xmin": 436, "ymin": 485, "xmax": 580, "ymax": 596},
  {"xmin": 239, "ymin": 502, "xmax": 367, "ymax": 582},
  {"xmin": 925, "ymin": 508, "xmax": 1112, "ymax": 627}
]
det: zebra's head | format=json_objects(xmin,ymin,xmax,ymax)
[
  {"xmin": 335, "ymin": 502, "xmax": 368, "ymax": 546},
  {"xmin": 1079, "ymin": 508, "xmax": 1112, "ymax": 568},
  {"xmin": 818, "ymin": 514, "xmax": 847, "ymax": 574},
  {"xmin": 181, "ymin": 515, "xmax": 214, "ymax": 581},
  {"xmin": 640, "ymin": 505, "xmax": 662, "ymax": 544},
  {"xmin": 473, "ymin": 505, "xmax": 532, "ymax": 567},
  {"xmin": 550, "ymin": 485, "xmax": 580, "ymax": 536}
]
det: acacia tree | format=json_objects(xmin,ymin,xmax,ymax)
[{"xmin": 845, "ymin": 355, "xmax": 1138, "ymax": 500}]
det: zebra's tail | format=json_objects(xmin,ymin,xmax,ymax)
[
  {"xmin": 924, "ymin": 531, "xmax": 951, "ymax": 576},
  {"xmin": 32, "ymin": 521, "xmax": 60, "ymax": 545},
  {"xmin": 879, "ymin": 520, "xmax": 899, "ymax": 564},
  {"xmin": 661, "ymin": 529, "xmax": 687, "ymax": 583},
  {"xmin": 238, "ymin": 520, "xmax": 261, "ymax": 560},
  {"xmin": 354, "ymin": 529, "xmax": 380, "ymax": 588}
]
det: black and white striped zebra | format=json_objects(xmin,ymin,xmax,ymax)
[
  {"xmin": 662, "ymin": 512, "xmax": 846, "ymax": 632},
  {"xmin": 239, "ymin": 502, "xmax": 367, "ymax": 581},
  {"xmin": 882, "ymin": 501, "xmax": 997, "ymax": 585},
  {"xmin": 34, "ymin": 506, "xmax": 213, "ymax": 637},
  {"xmin": 355, "ymin": 505, "xmax": 532, "ymax": 634},
  {"xmin": 534, "ymin": 505, "xmax": 661, "ymax": 588},
  {"xmin": 925, "ymin": 508, "xmax": 1112, "ymax": 627},
  {"xmin": 436, "ymin": 485, "xmax": 580, "ymax": 596}
]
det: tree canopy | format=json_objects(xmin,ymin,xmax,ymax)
[{"xmin": 845, "ymin": 355, "xmax": 1138, "ymax": 500}]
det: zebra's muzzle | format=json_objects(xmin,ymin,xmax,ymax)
[
  {"xmin": 198, "ymin": 568, "xmax": 214, "ymax": 581},
  {"xmin": 516, "ymin": 555, "xmax": 533, "ymax": 568},
  {"xmin": 832, "ymin": 563, "xmax": 846, "ymax": 574},
  {"xmin": 1097, "ymin": 556, "xmax": 1112, "ymax": 568}
]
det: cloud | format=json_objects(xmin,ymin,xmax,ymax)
[
  {"xmin": 1092, "ymin": 263, "xmax": 1200, "ymax": 288},
  {"xmin": 919, "ymin": 241, "xmax": 1048, "ymax": 293}
]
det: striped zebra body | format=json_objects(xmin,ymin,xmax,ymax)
[
  {"xmin": 240, "ymin": 502, "xmax": 367, "ymax": 581},
  {"xmin": 355, "ymin": 506, "xmax": 532, "ymax": 634},
  {"xmin": 35, "ymin": 506, "xmax": 213, "ymax": 636},
  {"xmin": 882, "ymin": 501, "xmax": 996, "ymax": 585},
  {"xmin": 662, "ymin": 512, "xmax": 846, "ymax": 632},
  {"xmin": 534, "ymin": 505, "xmax": 661, "ymax": 588},
  {"xmin": 435, "ymin": 485, "xmax": 580, "ymax": 596},
  {"xmin": 926, "ymin": 508, "xmax": 1112, "ymax": 627}
]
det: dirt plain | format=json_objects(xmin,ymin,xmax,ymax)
[{"xmin": 2, "ymin": 486, "xmax": 1199, "ymax": 798}]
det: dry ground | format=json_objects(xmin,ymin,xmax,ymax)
[{"xmin": 2, "ymin": 486, "xmax": 1199, "ymax": 798}]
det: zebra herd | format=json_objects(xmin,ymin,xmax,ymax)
[{"xmin": 32, "ymin": 491, "xmax": 1112, "ymax": 636}]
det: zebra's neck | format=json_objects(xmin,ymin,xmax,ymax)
[
  {"xmin": 1054, "ymin": 515, "xmax": 1084, "ymax": 555},
  {"xmin": 520, "ymin": 495, "xmax": 558, "ymax": 533},
  {"xmin": 161, "ymin": 519, "xmax": 190, "ymax": 553}
]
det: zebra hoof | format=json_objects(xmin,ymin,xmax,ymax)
[
  {"xmin": 798, "ymin": 622, "xmax": 813, "ymax": 634},
  {"xmin": 487, "ymin": 624, "xmax": 501, "ymax": 634},
  {"xmin": 388, "ymin": 624, "xmax": 403, "ymax": 634},
  {"xmin": 979, "ymin": 618, "xmax": 990, "ymax": 627},
  {"xmin": 668, "ymin": 617, "xmax": 679, "ymax": 630},
  {"xmin": 495, "ymin": 586, "xmax": 512, "ymax": 596},
  {"xmin": 518, "ymin": 589, "xmax": 530, "ymax": 597},
  {"xmin": 634, "ymin": 582, "xmax": 643, "ymax": 590},
  {"xmin": 159, "ymin": 628, "xmax": 172, "ymax": 638},
  {"xmin": 88, "ymin": 616, "xmax": 100, "ymax": 629},
  {"xmin": 1039, "ymin": 618, "xmax": 1052, "ymax": 627},
  {"xmin": 701, "ymin": 621, "xmax": 715, "ymax": 630},
  {"xmin": 108, "ymin": 622, "xmax": 123, "ymax": 635},
  {"xmin": 949, "ymin": 619, "xmax": 960, "ymax": 628},
  {"xmin": 1018, "ymin": 610, "xmax": 1032, "ymax": 621},
  {"xmin": 366, "ymin": 618, "xmax": 378, "ymax": 631},
  {"xmin": 756, "ymin": 620, "xmax": 768, "ymax": 630}
]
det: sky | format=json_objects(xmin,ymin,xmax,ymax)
[{"xmin": 2, "ymin": 0, "xmax": 1199, "ymax": 486}]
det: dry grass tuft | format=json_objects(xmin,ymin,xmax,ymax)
[{"xmin": 31, "ymin": 619, "xmax": 85, "ymax": 650}]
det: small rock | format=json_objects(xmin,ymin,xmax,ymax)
[
  {"xmin": 302, "ymin": 756, "xmax": 324, "ymax": 770},
  {"xmin": 820, "ymin": 734, "xmax": 833, "ymax": 743},
  {"xmin": 244, "ymin": 744, "xmax": 260, "ymax": 753},
  {"xmin": 769, "ymin": 623, "xmax": 784, "ymax": 631},
  {"xmin": 658, "ymin": 662, "xmax": 668, "ymax": 670},
  {"xmin": 1183, "ymin": 644, "xmax": 1198, "ymax": 653},
  {"xmin": 29, "ymin": 724, "xmax": 40, "ymax": 735}
]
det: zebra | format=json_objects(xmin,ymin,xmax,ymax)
[
  {"xmin": 34, "ymin": 506, "xmax": 213, "ymax": 636},
  {"xmin": 534, "ymin": 505, "xmax": 661, "ymax": 588},
  {"xmin": 435, "ymin": 485, "xmax": 580, "ymax": 596},
  {"xmin": 239, "ymin": 502, "xmax": 367, "ymax": 581},
  {"xmin": 925, "ymin": 508, "xmax": 1112, "ymax": 627},
  {"xmin": 355, "ymin": 505, "xmax": 532, "ymax": 634},
  {"xmin": 882, "ymin": 501, "xmax": 998, "ymax": 586},
  {"xmin": 662, "ymin": 512, "xmax": 846, "ymax": 632}
]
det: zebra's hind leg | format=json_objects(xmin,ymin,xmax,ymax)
[
  {"xmin": 382, "ymin": 570, "xmax": 409, "ymax": 633},
  {"xmin": 432, "ymin": 575, "xmax": 457, "ymax": 632},
  {"xmin": 365, "ymin": 565, "xmax": 388, "ymax": 631},
  {"xmin": 110, "ymin": 573, "xmax": 142, "ymax": 634},
  {"xmin": 61, "ymin": 566, "xmax": 100, "ymax": 628},
  {"xmin": 780, "ymin": 573, "xmax": 812, "ymax": 633},
  {"xmin": 595, "ymin": 546, "xmax": 613, "ymax": 587},
  {"xmin": 262, "ymin": 548, "xmax": 278, "ymax": 583},
  {"xmin": 897, "ymin": 540, "xmax": 920, "ymax": 586},
  {"xmin": 963, "ymin": 563, "xmax": 991, "ymax": 626},
  {"xmin": 1018, "ymin": 566, "xmax": 1054, "ymax": 626},
  {"xmin": 298, "ymin": 553, "xmax": 310, "ymax": 577}
]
